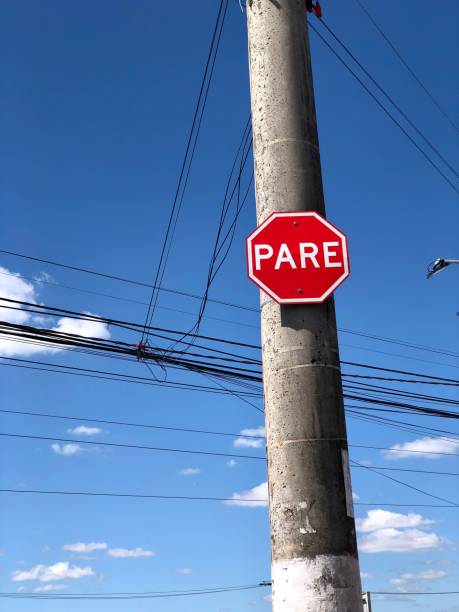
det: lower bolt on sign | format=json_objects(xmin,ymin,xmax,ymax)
[{"xmin": 246, "ymin": 211, "xmax": 350, "ymax": 304}]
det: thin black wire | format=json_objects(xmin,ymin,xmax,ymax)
[
  {"xmin": 350, "ymin": 459, "xmax": 459, "ymax": 506},
  {"xmin": 308, "ymin": 22, "xmax": 459, "ymax": 195},
  {"xmin": 342, "ymin": 373, "xmax": 459, "ymax": 386},
  {"xmin": 1, "ymin": 253, "xmax": 458, "ymax": 360},
  {"xmin": 354, "ymin": 0, "xmax": 459, "ymax": 134},
  {"xmin": 0, "ymin": 431, "xmax": 265, "ymax": 461},
  {"xmin": 163, "ymin": 118, "xmax": 253, "ymax": 351},
  {"xmin": 342, "ymin": 361, "xmax": 459, "ymax": 384},
  {"xmin": 8, "ymin": 322, "xmax": 459, "ymax": 417},
  {"xmin": 343, "ymin": 381, "xmax": 459, "ymax": 406},
  {"xmin": 0, "ymin": 584, "xmax": 267, "ymax": 600},
  {"xmin": 351, "ymin": 464, "xmax": 459, "ymax": 477},
  {"xmin": 6, "ymin": 430, "xmax": 457, "ymax": 506},
  {"xmin": 0, "ymin": 357, "xmax": 263, "ymax": 397},
  {"xmin": 4, "ymin": 324, "xmax": 459, "ymax": 427},
  {"xmin": 347, "ymin": 410, "xmax": 459, "ymax": 440},
  {"xmin": 370, "ymin": 591, "xmax": 459, "ymax": 596},
  {"xmin": 339, "ymin": 327, "xmax": 459, "ymax": 359},
  {"xmin": 0, "ymin": 489, "xmax": 455, "ymax": 509},
  {"xmin": 318, "ymin": 17, "xmax": 458, "ymax": 178},
  {"xmin": 4, "ymin": 296, "xmax": 459, "ymax": 381},
  {"xmin": 0, "ymin": 250, "xmax": 258, "ymax": 312},
  {"xmin": 350, "ymin": 443, "xmax": 459, "ymax": 457},
  {"xmin": 142, "ymin": 0, "xmax": 229, "ymax": 338},
  {"xmin": 2, "ymin": 332, "xmax": 459, "ymax": 420},
  {"xmin": 193, "ymin": 125, "xmax": 253, "ymax": 334},
  {"xmin": 4, "ymin": 409, "xmax": 459, "ymax": 477},
  {"xmin": 0, "ymin": 408, "xmax": 265, "ymax": 439}
]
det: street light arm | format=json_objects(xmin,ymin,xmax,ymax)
[{"xmin": 426, "ymin": 258, "xmax": 459, "ymax": 279}]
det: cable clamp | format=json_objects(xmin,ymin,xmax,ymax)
[{"xmin": 306, "ymin": 1, "xmax": 322, "ymax": 18}]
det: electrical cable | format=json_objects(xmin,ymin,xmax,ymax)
[
  {"xmin": 354, "ymin": 0, "xmax": 459, "ymax": 134},
  {"xmin": 308, "ymin": 22, "xmax": 459, "ymax": 195},
  {"xmin": 1, "ymin": 255, "xmax": 458, "ymax": 361},
  {"xmin": 142, "ymin": 0, "xmax": 229, "ymax": 337},
  {"xmin": 317, "ymin": 17, "xmax": 458, "ymax": 179},
  {"xmin": 0, "ymin": 431, "xmax": 265, "ymax": 461},
  {"xmin": 350, "ymin": 459, "xmax": 459, "ymax": 506},
  {"xmin": 0, "ymin": 583, "xmax": 268, "ymax": 600},
  {"xmin": 0, "ymin": 488, "xmax": 455, "ymax": 509}
]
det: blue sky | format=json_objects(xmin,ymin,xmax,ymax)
[{"xmin": 0, "ymin": 1, "xmax": 458, "ymax": 610}]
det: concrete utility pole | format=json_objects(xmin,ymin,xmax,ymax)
[{"xmin": 246, "ymin": 2, "xmax": 363, "ymax": 610}]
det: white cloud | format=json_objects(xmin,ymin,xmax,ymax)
[
  {"xmin": 51, "ymin": 443, "xmax": 83, "ymax": 456},
  {"xmin": 0, "ymin": 267, "xmax": 36, "ymax": 324},
  {"xmin": 0, "ymin": 267, "xmax": 110, "ymax": 357},
  {"xmin": 357, "ymin": 509, "xmax": 444, "ymax": 553},
  {"xmin": 359, "ymin": 528, "xmax": 445, "ymax": 553},
  {"xmin": 224, "ymin": 481, "xmax": 268, "ymax": 508},
  {"xmin": 178, "ymin": 468, "xmax": 200, "ymax": 476},
  {"xmin": 263, "ymin": 594, "xmax": 273, "ymax": 603},
  {"xmin": 63, "ymin": 542, "xmax": 107, "ymax": 553},
  {"xmin": 233, "ymin": 426, "xmax": 265, "ymax": 449},
  {"xmin": 356, "ymin": 509, "xmax": 434, "ymax": 533},
  {"xmin": 390, "ymin": 569, "xmax": 448, "ymax": 592},
  {"xmin": 360, "ymin": 572, "xmax": 372, "ymax": 579},
  {"xmin": 107, "ymin": 548, "xmax": 156, "ymax": 558},
  {"xmin": 352, "ymin": 492, "xmax": 359, "ymax": 500},
  {"xmin": 34, "ymin": 584, "xmax": 67, "ymax": 593},
  {"xmin": 383, "ymin": 436, "xmax": 459, "ymax": 460},
  {"xmin": 53, "ymin": 315, "xmax": 110, "ymax": 340},
  {"xmin": 227, "ymin": 459, "xmax": 237, "ymax": 468},
  {"xmin": 176, "ymin": 568, "xmax": 192, "ymax": 575},
  {"xmin": 33, "ymin": 271, "xmax": 55, "ymax": 284},
  {"xmin": 67, "ymin": 426, "xmax": 102, "ymax": 436},
  {"xmin": 12, "ymin": 562, "xmax": 94, "ymax": 582}
]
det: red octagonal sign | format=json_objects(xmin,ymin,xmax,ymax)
[{"xmin": 246, "ymin": 211, "xmax": 350, "ymax": 304}]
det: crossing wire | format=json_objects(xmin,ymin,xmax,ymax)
[
  {"xmin": 350, "ymin": 459, "xmax": 459, "ymax": 507},
  {"xmin": 354, "ymin": 0, "xmax": 459, "ymax": 134},
  {"xmin": 308, "ymin": 22, "xmax": 459, "ymax": 195},
  {"xmin": 0, "ymin": 488, "xmax": 456, "ymax": 509},
  {"xmin": 0, "ymin": 583, "xmax": 267, "ymax": 600},
  {"xmin": 317, "ymin": 17, "xmax": 458, "ymax": 178},
  {"xmin": 1, "ymin": 253, "xmax": 458, "ymax": 361},
  {"xmin": 142, "ymin": 0, "xmax": 229, "ymax": 338}
]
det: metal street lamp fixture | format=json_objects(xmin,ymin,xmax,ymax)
[{"xmin": 426, "ymin": 258, "xmax": 459, "ymax": 279}]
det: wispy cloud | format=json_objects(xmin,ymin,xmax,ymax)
[
  {"xmin": 176, "ymin": 568, "xmax": 192, "ymax": 575},
  {"xmin": 67, "ymin": 426, "xmax": 102, "ymax": 436},
  {"xmin": 227, "ymin": 459, "xmax": 237, "ymax": 468},
  {"xmin": 233, "ymin": 426, "xmax": 265, "ymax": 449},
  {"xmin": 178, "ymin": 468, "xmax": 200, "ymax": 476},
  {"xmin": 390, "ymin": 569, "xmax": 448, "ymax": 592},
  {"xmin": 51, "ymin": 443, "xmax": 83, "ymax": 456},
  {"xmin": 383, "ymin": 436, "xmax": 459, "ymax": 460},
  {"xmin": 224, "ymin": 481, "xmax": 268, "ymax": 508},
  {"xmin": 107, "ymin": 548, "xmax": 156, "ymax": 558},
  {"xmin": 34, "ymin": 584, "xmax": 68, "ymax": 593},
  {"xmin": 12, "ymin": 562, "xmax": 94, "ymax": 582},
  {"xmin": 63, "ymin": 542, "xmax": 107, "ymax": 553}
]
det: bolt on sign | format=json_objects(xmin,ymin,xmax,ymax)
[{"xmin": 246, "ymin": 211, "xmax": 350, "ymax": 304}]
